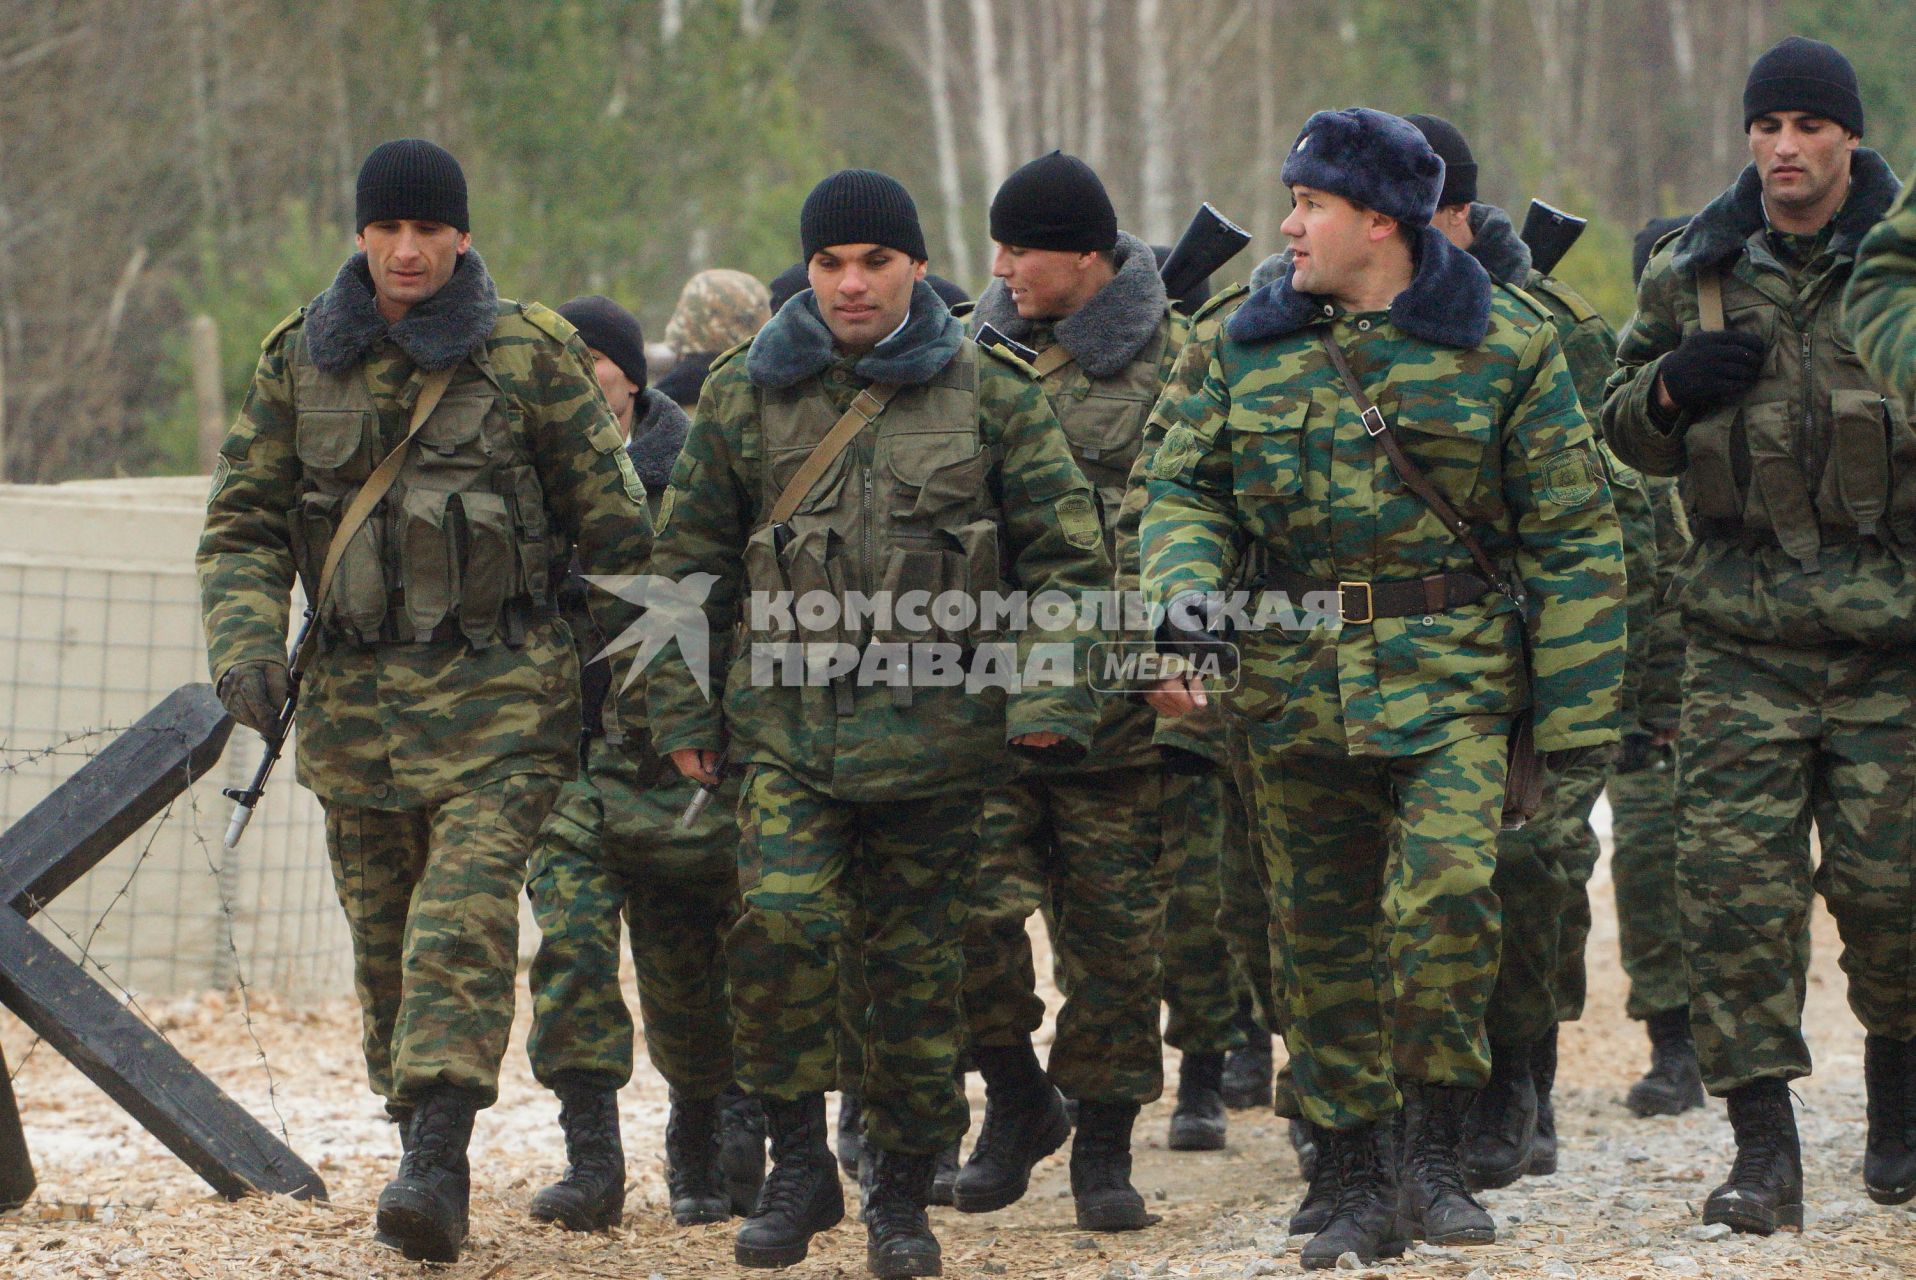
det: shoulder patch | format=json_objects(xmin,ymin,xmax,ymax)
[
  {"xmin": 1054, "ymin": 492, "xmax": 1102, "ymax": 550},
  {"xmin": 1539, "ymin": 445, "xmax": 1600, "ymax": 510},
  {"xmin": 977, "ymin": 340, "xmax": 1040, "ymax": 379},
  {"xmin": 260, "ymin": 307, "xmax": 305, "ymax": 353},
  {"xmin": 519, "ymin": 301, "xmax": 580, "ymax": 346},
  {"xmin": 206, "ymin": 455, "xmax": 231, "ymax": 505},
  {"xmin": 709, "ymin": 336, "xmax": 753, "ymax": 374},
  {"xmin": 1528, "ymin": 273, "xmax": 1601, "ymax": 324},
  {"xmin": 1495, "ymin": 282, "xmax": 1555, "ymax": 326}
]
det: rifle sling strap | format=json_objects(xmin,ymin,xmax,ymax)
[
  {"xmin": 292, "ymin": 366, "xmax": 455, "ymax": 676},
  {"xmin": 763, "ymin": 382, "xmax": 900, "ymax": 528}
]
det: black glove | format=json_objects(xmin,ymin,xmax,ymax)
[
  {"xmin": 218, "ymin": 660, "xmax": 291, "ymax": 735},
  {"xmin": 1657, "ymin": 329, "xmax": 1767, "ymax": 414},
  {"xmin": 1614, "ymin": 732, "xmax": 1673, "ymax": 775},
  {"xmin": 1156, "ymin": 592, "xmax": 1238, "ymax": 680}
]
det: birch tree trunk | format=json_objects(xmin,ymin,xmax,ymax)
[
  {"xmin": 1135, "ymin": 0, "xmax": 1173, "ymax": 241},
  {"xmin": 967, "ymin": 0, "xmax": 1012, "ymax": 192},
  {"xmin": 1083, "ymin": 0, "xmax": 1108, "ymax": 167},
  {"xmin": 923, "ymin": 0, "xmax": 976, "ymax": 286}
]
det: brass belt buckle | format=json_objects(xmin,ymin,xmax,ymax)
[{"xmin": 1337, "ymin": 580, "xmax": 1373, "ymax": 625}]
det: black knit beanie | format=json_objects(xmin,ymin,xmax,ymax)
[
  {"xmin": 557, "ymin": 295, "xmax": 647, "ymax": 390},
  {"xmin": 1744, "ymin": 36, "xmax": 1864, "ymax": 137},
  {"xmin": 989, "ymin": 151, "xmax": 1119, "ymax": 253},
  {"xmin": 356, "ymin": 139, "xmax": 469, "ymax": 231},
  {"xmin": 768, "ymin": 263, "xmax": 810, "ymax": 313},
  {"xmin": 800, "ymin": 169, "xmax": 927, "ymax": 261},
  {"xmin": 1405, "ymin": 114, "xmax": 1479, "ymax": 207}
]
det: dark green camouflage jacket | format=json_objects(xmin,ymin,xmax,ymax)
[
  {"xmin": 1850, "ymin": 176, "xmax": 1916, "ymax": 409},
  {"xmin": 1603, "ymin": 151, "xmax": 1915, "ymax": 650},
  {"xmin": 198, "ymin": 251, "xmax": 652, "ymax": 808},
  {"xmin": 1142, "ymin": 229, "xmax": 1626, "ymax": 758},
  {"xmin": 644, "ymin": 280, "xmax": 1108, "ymax": 802}
]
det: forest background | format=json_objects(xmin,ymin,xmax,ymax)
[{"xmin": 1, "ymin": 0, "xmax": 1909, "ymax": 482}]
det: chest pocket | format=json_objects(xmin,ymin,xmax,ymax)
[
  {"xmin": 1060, "ymin": 389, "xmax": 1149, "ymax": 497},
  {"xmin": 1387, "ymin": 395, "xmax": 1497, "ymax": 517},
  {"xmin": 296, "ymin": 409, "xmax": 374, "ymax": 483},
  {"xmin": 408, "ymin": 396, "xmax": 493, "ymax": 487},
  {"xmin": 883, "ymin": 429, "xmax": 989, "ymax": 525},
  {"xmin": 767, "ymin": 440, "xmax": 857, "ymax": 517},
  {"xmin": 1227, "ymin": 391, "xmax": 1310, "ymax": 500}
]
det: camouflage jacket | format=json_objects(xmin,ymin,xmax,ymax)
[
  {"xmin": 1850, "ymin": 177, "xmax": 1916, "ymax": 408},
  {"xmin": 1469, "ymin": 203, "xmax": 1686, "ymax": 730},
  {"xmin": 644, "ymin": 280, "xmax": 1109, "ymax": 803},
  {"xmin": 970, "ymin": 232, "xmax": 1185, "ymax": 773},
  {"xmin": 1141, "ymin": 229, "xmax": 1626, "ymax": 758},
  {"xmin": 1603, "ymin": 151, "xmax": 1915, "ymax": 650},
  {"xmin": 198, "ymin": 250, "xmax": 653, "ymax": 808}
]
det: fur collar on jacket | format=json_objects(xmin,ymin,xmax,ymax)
[
  {"xmin": 304, "ymin": 249, "xmax": 499, "ymax": 374},
  {"xmin": 745, "ymin": 279, "xmax": 962, "ymax": 390},
  {"xmin": 1226, "ymin": 225, "xmax": 1493, "ymax": 349},
  {"xmin": 625, "ymin": 389, "xmax": 690, "ymax": 491},
  {"xmin": 1667, "ymin": 148, "xmax": 1901, "ymax": 273},
  {"xmin": 1466, "ymin": 203, "xmax": 1534, "ymax": 286},
  {"xmin": 971, "ymin": 232, "xmax": 1169, "ymax": 378}
]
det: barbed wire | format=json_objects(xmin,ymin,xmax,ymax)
[{"xmin": 0, "ymin": 723, "xmax": 133, "ymax": 776}]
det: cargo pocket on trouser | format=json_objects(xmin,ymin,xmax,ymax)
[
  {"xmin": 1740, "ymin": 400, "xmax": 1822, "ymax": 571},
  {"xmin": 399, "ymin": 488, "xmax": 457, "ymax": 638},
  {"xmin": 456, "ymin": 490, "xmax": 515, "ymax": 647},
  {"xmin": 1819, "ymin": 389, "xmax": 1892, "ymax": 538}
]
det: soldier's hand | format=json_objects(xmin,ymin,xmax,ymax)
[
  {"xmin": 1011, "ymin": 732, "xmax": 1065, "ymax": 749},
  {"xmin": 217, "ymin": 660, "xmax": 291, "ymax": 735},
  {"xmin": 670, "ymin": 747, "xmax": 722, "ymax": 786},
  {"xmin": 1146, "ymin": 674, "xmax": 1208, "ymax": 717},
  {"xmin": 1156, "ymin": 592, "xmax": 1238, "ymax": 678},
  {"xmin": 1655, "ymin": 329, "xmax": 1767, "ymax": 415}
]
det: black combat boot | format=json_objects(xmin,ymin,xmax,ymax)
[
  {"xmin": 1167, "ymin": 1051, "xmax": 1229, "ymax": 1151},
  {"xmin": 1627, "ymin": 1008, "xmax": 1706, "ymax": 1117},
  {"xmin": 1865, "ymin": 1035, "xmax": 1916, "ymax": 1205},
  {"xmin": 528, "ymin": 1076, "xmax": 626, "ymax": 1231},
  {"xmin": 372, "ymin": 1105, "xmax": 413, "ymax": 1252},
  {"xmin": 865, "ymin": 1148, "xmax": 943, "ymax": 1278},
  {"xmin": 837, "ymin": 1091, "xmax": 865, "ymax": 1178},
  {"xmin": 1070, "ymin": 1100, "xmax": 1153, "ymax": 1231},
  {"xmin": 928, "ymin": 1141, "xmax": 960, "ymax": 1207},
  {"xmin": 1298, "ymin": 1122, "xmax": 1407, "ymax": 1270},
  {"xmin": 735, "ymin": 1093, "xmax": 844, "ymax": 1267},
  {"xmin": 1289, "ymin": 1116, "xmax": 1319, "ymax": 1180},
  {"xmin": 1529, "ymin": 1028, "xmax": 1560, "ymax": 1177},
  {"xmin": 658, "ymin": 1092, "xmax": 730, "ymax": 1226},
  {"xmin": 1703, "ymin": 1078, "xmax": 1802, "ymax": 1234},
  {"xmin": 1220, "ymin": 1005, "xmax": 1274, "ymax": 1111},
  {"xmin": 1287, "ymin": 1120, "xmax": 1338, "ymax": 1236},
  {"xmin": 375, "ymin": 1086, "xmax": 481, "ymax": 1263},
  {"xmin": 718, "ymin": 1082, "xmax": 768, "ymax": 1217},
  {"xmin": 1460, "ymin": 1044, "xmax": 1538, "ymax": 1191},
  {"xmin": 952, "ymin": 1042, "xmax": 1070, "ymax": 1213},
  {"xmin": 1400, "ymin": 1083, "xmax": 1496, "ymax": 1245}
]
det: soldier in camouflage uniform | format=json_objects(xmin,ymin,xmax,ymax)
[
  {"xmin": 1143, "ymin": 109, "xmax": 1625, "ymax": 1268},
  {"xmin": 645, "ymin": 169, "xmax": 1108, "ymax": 1278},
  {"xmin": 1608, "ymin": 216, "xmax": 1708, "ymax": 1122},
  {"xmin": 1406, "ymin": 115, "xmax": 1677, "ymax": 1188},
  {"xmin": 517, "ymin": 294, "xmax": 764, "ymax": 1232},
  {"xmin": 1603, "ymin": 38, "xmax": 1916, "ymax": 1229},
  {"xmin": 656, "ymin": 268, "xmax": 773, "ymax": 409},
  {"xmin": 946, "ymin": 151, "xmax": 1191, "ymax": 1229},
  {"xmin": 197, "ymin": 140, "xmax": 653, "ymax": 1263},
  {"xmin": 1851, "ymin": 175, "xmax": 1916, "ymax": 404}
]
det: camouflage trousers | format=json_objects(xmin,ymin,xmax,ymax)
[
  {"xmin": 1483, "ymin": 748, "xmax": 1614, "ymax": 1046},
  {"xmin": 1221, "ymin": 722, "xmax": 1299, "ymax": 1116},
  {"xmin": 1678, "ymin": 635, "xmax": 1916, "ymax": 1093},
  {"xmin": 963, "ymin": 765, "xmax": 1168, "ymax": 1103},
  {"xmin": 1158, "ymin": 766, "xmax": 1247, "ymax": 1056},
  {"xmin": 1248, "ymin": 729, "xmax": 1506, "ymax": 1131},
  {"xmin": 524, "ymin": 751, "xmax": 742, "ymax": 1099},
  {"xmin": 1607, "ymin": 756, "xmax": 1690, "ymax": 1021},
  {"xmin": 322, "ymin": 771, "xmax": 560, "ymax": 1107},
  {"xmin": 734, "ymin": 764, "xmax": 976, "ymax": 1154}
]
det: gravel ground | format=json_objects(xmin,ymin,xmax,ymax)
[{"xmin": 4, "ymin": 832, "xmax": 1914, "ymax": 1279}]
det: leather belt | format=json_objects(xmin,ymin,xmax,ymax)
[{"xmin": 1262, "ymin": 567, "xmax": 1492, "ymax": 625}]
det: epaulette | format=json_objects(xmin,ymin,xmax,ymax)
[
  {"xmin": 260, "ymin": 307, "xmax": 305, "ymax": 353},
  {"xmin": 1526, "ymin": 273, "xmax": 1602, "ymax": 325},
  {"xmin": 708, "ymin": 336, "xmax": 754, "ymax": 374},
  {"xmin": 1191, "ymin": 282, "xmax": 1250, "ymax": 326},
  {"xmin": 519, "ymin": 300, "xmax": 580, "ymax": 346},
  {"xmin": 1495, "ymin": 281, "xmax": 1556, "ymax": 327},
  {"xmin": 976, "ymin": 337, "xmax": 1040, "ymax": 379},
  {"xmin": 949, "ymin": 300, "xmax": 976, "ymax": 321}
]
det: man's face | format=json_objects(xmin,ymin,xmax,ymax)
[
  {"xmin": 809, "ymin": 244, "xmax": 926, "ymax": 350},
  {"xmin": 991, "ymin": 243, "xmax": 1101, "ymax": 320},
  {"xmin": 1431, "ymin": 202, "xmax": 1474, "ymax": 251},
  {"xmin": 356, "ymin": 219, "xmax": 470, "ymax": 314},
  {"xmin": 588, "ymin": 349, "xmax": 640, "ymax": 436},
  {"xmin": 1279, "ymin": 186, "xmax": 1380, "ymax": 297},
  {"xmin": 1749, "ymin": 111, "xmax": 1857, "ymax": 215}
]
